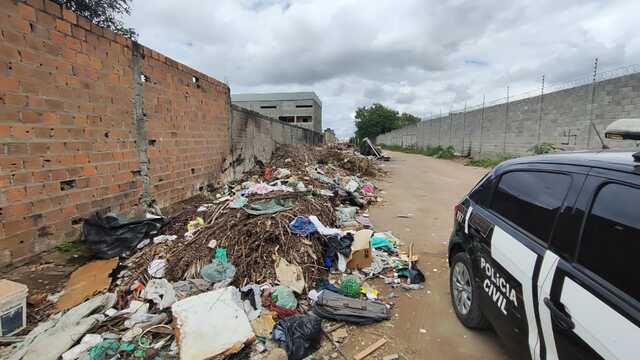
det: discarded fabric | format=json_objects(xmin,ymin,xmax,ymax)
[
  {"xmin": 289, "ymin": 216, "xmax": 316, "ymax": 236},
  {"xmin": 308, "ymin": 215, "xmax": 343, "ymax": 237},
  {"xmin": 361, "ymin": 183, "xmax": 375, "ymax": 194},
  {"xmin": 244, "ymin": 198, "xmax": 293, "ymax": 215},
  {"xmin": 272, "ymin": 314, "xmax": 322, "ymax": 360}
]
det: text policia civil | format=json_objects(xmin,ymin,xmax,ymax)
[{"xmin": 480, "ymin": 257, "xmax": 518, "ymax": 315}]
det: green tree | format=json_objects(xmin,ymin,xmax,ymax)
[
  {"xmin": 354, "ymin": 104, "xmax": 422, "ymax": 141},
  {"xmin": 54, "ymin": 0, "xmax": 137, "ymax": 38},
  {"xmin": 354, "ymin": 103, "xmax": 400, "ymax": 141},
  {"xmin": 398, "ymin": 112, "xmax": 421, "ymax": 127}
]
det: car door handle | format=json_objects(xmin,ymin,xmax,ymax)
[{"xmin": 544, "ymin": 297, "xmax": 575, "ymax": 331}]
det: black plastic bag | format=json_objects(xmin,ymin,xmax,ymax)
[
  {"xmin": 272, "ymin": 314, "xmax": 322, "ymax": 360},
  {"xmin": 83, "ymin": 212, "xmax": 163, "ymax": 258}
]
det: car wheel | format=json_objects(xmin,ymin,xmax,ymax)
[{"xmin": 450, "ymin": 252, "xmax": 489, "ymax": 329}]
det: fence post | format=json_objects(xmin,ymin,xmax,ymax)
[
  {"xmin": 503, "ymin": 86, "xmax": 509, "ymax": 154},
  {"xmin": 479, "ymin": 95, "xmax": 486, "ymax": 157},
  {"xmin": 537, "ymin": 74, "xmax": 545, "ymax": 145},
  {"xmin": 462, "ymin": 102, "xmax": 467, "ymax": 155}
]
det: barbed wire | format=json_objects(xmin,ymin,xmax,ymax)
[{"xmin": 421, "ymin": 63, "xmax": 640, "ymax": 120}]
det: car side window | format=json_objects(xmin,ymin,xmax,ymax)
[
  {"xmin": 578, "ymin": 183, "xmax": 640, "ymax": 302},
  {"xmin": 469, "ymin": 173, "xmax": 493, "ymax": 206},
  {"xmin": 491, "ymin": 171, "xmax": 571, "ymax": 243}
]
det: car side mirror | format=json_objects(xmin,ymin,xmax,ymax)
[{"xmin": 605, "ymin": 119, "xmax": 640, "ymax": 141}]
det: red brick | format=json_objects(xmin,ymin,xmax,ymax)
[
  {"xmin": 4, "ymin": 186, "xmax": 27, "ymax": 202},
  {"xmin": 0, "ymin": 75, "xmax": 19, "ymax": 91},
  {"xmin": 12, "ymin": 126, "xmax": 34, "ymax": 140},
  {"xmin": 44, "ymin": 0, "xmax": 61, "ymax": 17},
  {"xmin": 7, "ymin": 143, "xmax": 28, "ymax": 155},
  {"xmin": 18, "ymin": 3, "xmax": 37, "ymax": 21},
  {"xmin": 62, "ymin": 8, "xmax": 75, "ymax": 24},
  {"xmin": 11, "ymin": 17, "xmax": 32, "ymax": 33},
  {"xmin": 1, "ymin": 202, "xmax": 32, "ymax": 220},
  {"xmin": 55, "ymin": 19, "xmax": 71, "ymax": 35},
  {"xmin": 49, "ymin": 29, "xmax": 65, "ymax": 45},
  {"xmin": 21, "ymin": 111, "xmax": 41, "ymax": 123}
]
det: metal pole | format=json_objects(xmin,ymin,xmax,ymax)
[
  {"xmin": 479, "ymin": 95, "xmax": 485, "ymax": 156},
  {"xmin": 586, "ymin": 57, "xmax": 607, "ymax": 149},
  {"xmin": 503, "ymin": 86, "xmax": 509, "ymax": 154},
  {"xmin": 537, "ymin": 74, "xmax": 545, "ymax": 144},
  {"xmin": 438, "ymin": 109, "xmax": 442, "ymax": 146},
  {"xmin": 449, "ymin": 110, "xmax": 453, "ymax": 146},
  {"xmin": 462, "ymin": 102, "xmax": 467, "ymax": 155}
]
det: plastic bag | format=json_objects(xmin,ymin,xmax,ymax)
[
  {"xmin": 201, "ymin": 259, "xmax": 236, "ymax": 283},
  {"xmin": 272, "ymin": 286, "xmax": 297, "ymax": 309},
  {"xmin": 83, "ymin": 213, "xmax": 163, "ymax": 259},
  {"xmin": 272, "ymin": 314, "xmax": 322, "ymax": 360}
]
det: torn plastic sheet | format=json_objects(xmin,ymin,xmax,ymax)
[
  {"xmin": 83, "ymin": 212, "xmax": 163, "ymax": 259},
  {"xmin": 140, "ymin": 278, "xmax": 177, "ymax": 310},
  {"xmin": 8, "ymin": 293, "xmax": 116, "ymax": 360}
]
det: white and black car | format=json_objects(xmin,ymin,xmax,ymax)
[{"xmin": 448, "ymin": 120, "xmax": 640, "ymax": 359}]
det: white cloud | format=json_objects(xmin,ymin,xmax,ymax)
[{"xmin": 126, "ymin": 0, "xmax": 639, "ymax": 138}]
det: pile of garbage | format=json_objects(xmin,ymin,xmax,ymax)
[{"xmin": 1, "ymin": 144, "xmax": 423, "ymax": 360}]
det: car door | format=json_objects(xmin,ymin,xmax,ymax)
[
  {"xmin": 538, "ymin": 170, "xmax": 640, "ymax": 359},
  {"xmin": 466, "ymin": 165, "xmax": 581, "ymax": 359}
]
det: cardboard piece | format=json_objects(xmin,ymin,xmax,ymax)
[
  {"xmin": 250, "ymin": 312, "xmax": 277, "ymax": 337},
  {"xmin": 56, "ymin": 258, "xmax": 118, "ymax": 311},
  {"xmin": 347, "ymin": 230, "xmax": 374, "ymax": 269},
  {"xmin": 172, "ymin": 287, "xmax": 255, "ymax": 359},
  {"xmin": 275, "ymin": 257, "xmax": 305, "ymax": 293}
]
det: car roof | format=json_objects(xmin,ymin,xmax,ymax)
[{"xmin": 498, "ymin": 151, "xmax": 640, "ymax": 174}]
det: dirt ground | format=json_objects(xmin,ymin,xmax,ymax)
[{"xmin": 336, "ymin": 151, "xmax": 510, "ymax": 360}]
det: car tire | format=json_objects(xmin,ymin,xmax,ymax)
[{"xmin": 450, "ymin": 252, "xmax": 490, "ymax": 329}]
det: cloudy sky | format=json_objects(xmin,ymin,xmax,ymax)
[{"xmin": 125, "ymin": 0, "xmax": 639, "ymax": 138}]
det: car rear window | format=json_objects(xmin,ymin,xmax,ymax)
[
  {"xmin": 578, "ymin": 183, "xmax": 640, "ymax": 302},
  {"xmin": 491, "ymin": 171, "xmax": 571, "ymax": 243},
  {"xmin": 469, "ymin": 173, "xmax": 493, "ymax": 206}
]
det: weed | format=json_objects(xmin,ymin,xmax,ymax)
[
  {"xmin": 529, "ymin": 142, "xmax": 560, "ymax": 155},
  {"xmin": 54, "ymin": 241, "xmax": 83, "ymax": 253}
]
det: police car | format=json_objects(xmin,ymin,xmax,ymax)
[{"xmin": 448, "ymin": 119, "xmax": 640, "ymax": 359}]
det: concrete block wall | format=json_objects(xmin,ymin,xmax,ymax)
[
  {"xmin": 377, "ymin": 73, "xmax": 640, "ymax": 158},
  {"xmin": 229, "ymin": 104, "xmax": 323, "ymax": 177}
]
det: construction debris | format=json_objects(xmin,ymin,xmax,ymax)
[
  {"xmin": 56, "ymin": 258, "xmax": 118, "ymax": 311},
  {"xmin": 1, "ymin": 143, "xmax": 425, "ymax": 360}
]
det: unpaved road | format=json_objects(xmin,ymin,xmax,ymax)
[{"xmin": 338, "ymin": 151, "xmax": 510, "ymax": 359}]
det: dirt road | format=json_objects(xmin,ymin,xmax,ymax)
[{"xmin": 338, "ymin": 151, "xmax": 510, "ymax": 359}]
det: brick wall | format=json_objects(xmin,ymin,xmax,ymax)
[
  {"xmin": 0, "ymin": 0, "xmax": 230, "ymax": 266},
  {"xmin": 377, "ymin": 73, "xmax": 640, "ymax": 158}
]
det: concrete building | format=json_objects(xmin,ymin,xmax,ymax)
[{"xmin": 231, "ymin": 92, "xmax": 322, "ymax": 132}]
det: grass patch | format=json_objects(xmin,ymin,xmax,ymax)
[
  {"xmin": 381, "ymin": 144, "xmax": 457, "ymax": 159},
  {"xmin": 465, "ymin": 156, "xmax": 512, "ymax": 168},
  {"xmin": 54, "ymin": 240, "xmax": 83, "ymax": 253}
]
